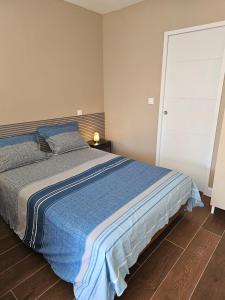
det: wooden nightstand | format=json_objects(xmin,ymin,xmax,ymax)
[{"xmin": 88, "ymin": 139, "xmax": 112, "ymax": 153}]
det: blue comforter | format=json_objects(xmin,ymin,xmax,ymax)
[{"xmin": 12, "ymin": 153, "xmax": 202, "ymax": 300}]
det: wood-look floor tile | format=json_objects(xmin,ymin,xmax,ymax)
[
  {"xmin": 0, "ymin": 233, "xmax": 20, "ymax": 254},
  {"xmin": 0, "ymin": 253, "xmax": 46, "ymax": 296},
  {"xmin": 13, "ymin": 264, "xmax": 59, "ymax": 300},
  {"xmin": 191, "ymin": 233, "xmax": 225, "ymax": 300},
  {"xmin": 119, "ymin": 240, "xmax": 182, "ymax": 300},
  {"xmin": 0, "ymin": 292, "xmax": 15, "ymax": 300},
  {"xmin": 37, "ymin": 280, "xmax": 74, "ymax": 300},
  {"xmin": 203, "ymin": 208, "xmax": 225, "ymax": 236},
  {"xmin": 166, "ymin": 216, "xmax": 200, "ymax": 249},
  {"xmin": 0, "ymin": 220, "xmax": 11, "ymax": 239},
  {"xmin": 0, "ymin": 243, "xmax": 32, "ymax": 273},
  {"xmin": 151, "ymin": 228, "xmax": 220, "ymax": 300},
  {"xmin": 166, "ymin": 200, "xmax": 210, "ymax": 248}
]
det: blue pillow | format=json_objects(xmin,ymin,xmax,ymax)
[
  {"xmin": 0, "ymin": 133, "xmax": 35, "ymax": 147},
  {"xmin": 0, "ymin": 133, "xmax": 50, "ymax": 173},
  {"xmin": 37, "ymin": 122, "xmax": 89, "ymax": 155},
  {"xmin": 37, "ymin": 122, "xmax": 79, "ymax": 139}
]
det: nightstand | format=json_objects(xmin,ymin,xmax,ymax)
[{"xmin": 88, "ymin": 139, "xmax": 112, "ymax": 153}]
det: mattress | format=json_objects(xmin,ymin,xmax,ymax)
[{"xmin": 0, "ymin": 148, "xmax": 203, "ymax": 300}]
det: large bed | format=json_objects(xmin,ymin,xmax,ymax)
[{"xmin": 0, "ymin": 147, "xmax": 203, "ymax": 300}]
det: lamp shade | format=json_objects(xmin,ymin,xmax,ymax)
[{"xmin": 93, "ymin": 132, "xmax": 100, "ymax": 143}]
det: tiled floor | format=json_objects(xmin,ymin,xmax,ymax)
[{"xmin": 1, "ymin": 195, "xmax": 225, "ymax": 300}]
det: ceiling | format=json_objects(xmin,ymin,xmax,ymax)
[{"xmin": 65, "ymin": 0, "xmax": 145, "ymax": 14}]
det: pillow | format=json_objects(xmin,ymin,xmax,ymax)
[
  {"xmin": 37, "ymin": 122, "xmax": 89, "ymax": 155},
  {"xmin": 0, "ymin": 133, "xmax": 50, "ymax": 173}
]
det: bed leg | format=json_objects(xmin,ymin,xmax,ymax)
[{"xmin": 211, "ymin": 206, "xmax": 215, "ymax": 214}]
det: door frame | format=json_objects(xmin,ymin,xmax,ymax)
[{"xmin": 156, "ymin": 20, "xmax": 225, "ymax": 195}]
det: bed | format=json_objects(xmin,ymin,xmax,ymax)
[{"xmin": 0, "ymin": 147, "xmax": 203, "ymax": 300}]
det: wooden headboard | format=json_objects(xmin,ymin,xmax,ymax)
[{"xmin": 0, "ymin": 112, "xmax": 105, "ymax": 141}]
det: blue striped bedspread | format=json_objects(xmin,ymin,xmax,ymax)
[{"xmin": 16, "ymin": 154, "xmax": 203, "ymax": 300}]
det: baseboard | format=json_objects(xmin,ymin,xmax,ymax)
[{"xmin": 204, "ymin": 187, "xmax": 212, "ymax": 197}]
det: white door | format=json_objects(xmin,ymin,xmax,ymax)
[{"xmin": 157, "ymin": 23, "xmax": 225, "ymax": 193}]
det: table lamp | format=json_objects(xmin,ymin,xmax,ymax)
[{"xmin": 93, "ymin": 132, "xmax": 100, "ymax": 145}]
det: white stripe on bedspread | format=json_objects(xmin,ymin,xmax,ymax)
[
  {"xmin": 16, "ymin": 153, "xmax": 116, "ymax": 239},
  {"xmin": 75, "ymin": 170, "xmax": 177, "ymax": 284}
]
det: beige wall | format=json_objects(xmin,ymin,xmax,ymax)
[
  {"xmin": 103, "ymin": 0, "xmax": 225, "ymax": 187},
  {"xmin": 0, "ymin": 0, "xmax": 103, "ymax": 124},
  {"xmin": 1, "ymin": 0, "xmax": 225, "ymax": 187}
]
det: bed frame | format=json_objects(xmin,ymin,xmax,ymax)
[{"xmin": 0, "ymin": 112, "xmax": 186, "ymax": 267}]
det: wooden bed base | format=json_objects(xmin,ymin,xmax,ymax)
[{"xmin": 140, "ymin": 203, "xmax": 186, "ymax": 256}]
